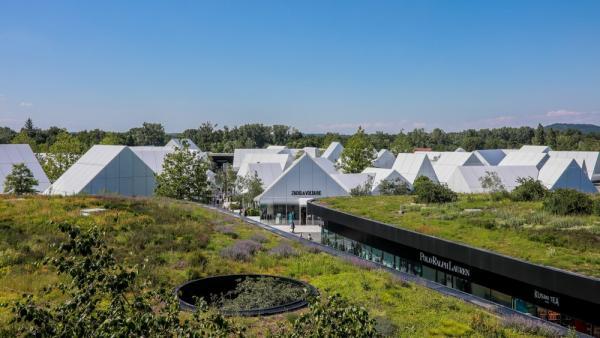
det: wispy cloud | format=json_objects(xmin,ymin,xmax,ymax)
[{"xmin": 19, "ymin": 101, "xmax": 33, "ymax": 107}]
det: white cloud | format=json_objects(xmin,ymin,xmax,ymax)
[{"xmin": 19, "ymin": 102, "xmax": 33, "ymax": 107}]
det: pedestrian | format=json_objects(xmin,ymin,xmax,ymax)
[
  {"xmin": 291, "ymin": 221, "xmax": 295, "ymax": 233},
  {"xmin": 308, "ymin": 233, "xmax": 313, "ymax": 241}
]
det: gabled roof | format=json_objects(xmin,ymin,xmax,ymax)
[
  {"xmin": 473, "ymin": 149, "xmax": 507, "ymax": 166},
  {"xmin": 446, "ymin": 166, "xmax": 539, "ymax": 193},
  {"xmin": 165, "ymin": 138, "xmax": 200, "ymax": 151},
  {"xmin": 548, "ymin": 151, "xmax": 600, "ymax": 181},
  {"xmin": 431, "ymin": 152, "xmax": 484, "ymax": 183},
  {"xmin": 313, "ymin": 157, "xmax": 339, "ymax": 174},
  {"xmin": 256, "ymin": 154, "xmax": 349, "ymax": 204},
  {"xmin": 302, "ymin": 147, "xmax": 320, "ymax": 158},
  {"xmin": 237, "ymin": 153, "xmax": 292, "ymax": 176},
  {"xmin": 392, "ymin": 153, "xmax": 438, "ymax": 184},
  {"xmin": 243, "ymin": 162, "xmax": 284, "ymax": 188},
  {"xmin": 47, "ymin": 145, "xmax": 155, "ymax": 196},
  {"xmin": 362, "ymin": 167, "xmax": 409, "ymax": 193},
  {"xmin": 520, "ymin": 145, "xmax": 551, "ymax": 153},
  {"xmin": 233, "ymin": 148, "xmax": 287, "ymax": 170},
  {"xmin": 498, "ymin": 152, "xmax": 549, "ymax": 170},
  {"xmin": 372, "ymin": 149, "xmax": 396, "ymax": 169},
  {"xmin": 321, "ymin": 142, "xmax": 344, "ymax": 163},
  {"xmin": 538, "ymin": 158, "xmax": 596, "ymax": 193},
  {"xmin": 0, "ymin": 144, "xmax": 50, "ymax": 193},
  {"xmin": 331, "ymin": 173, "xmax": 373, "ymax": 192},
  {"xmin": 130, "ymin": 146, "xmax": 174, "ymax": 174}
]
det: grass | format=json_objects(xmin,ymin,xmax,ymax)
[
  {"xmin": 321, "ymin": 194, "xmax": 600, "ymax": 278},
  {"xmin": 0, "ymin": 195, "xmax": 550, "ymax": 337}
]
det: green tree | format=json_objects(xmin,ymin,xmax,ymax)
[
  {"xmin": 543, "ymin": 189, "xmax": 593, "ymax": 215},
  {"xmin": 235, "ymin": 172, "xmax": 264, "ymax": 208},
  {"xmin": 215, "ymin": 165, "xmax": 238, "ymax": 203},
  {"xmin": 285, "ymin": 294, "xmax": 380, "ymax": 338},
  {"xmin": 413, "ymin": 176, "xmax": 457, "ymax": 204},
  {"xmin": 0, "ymin": 126, "xmax": 16, "ymax": 143},
  {"xmin": 155, "ymin": 144, "xmax": 212, "ymax": 202},
  {"xmin": 533, "ymin": 123, "xmax": 546, "ymax": 145},
  {"xmin": 390, "ymin": 132, "xmax": 412, "ymax": 154},
  {"xmin": 128, "ymin": 122, "xmax": 166, "ymax": 146},
  {"xmin": 3, "ymin": 163, "xmax": 38, "ymax": 194},
  {"xmin": 479, "ymin": 171, "xmax": 507, "ymax": 200},
  {"xmin": 6, "ymin": 223, "xmax": 239, "ymax": 336},
  {"xmin": 99, "ymin": 132, "xmax": 122, "ymax": 145},
  {"xmin": 11, "ymin": 131, "xmax": 37, "ymax": 150},
  {"xmin": 379, "ymin": 177, "xmax": 411, "ymax": 195},
  {"xmin": 511, "ymin": 177, "xmax": 547, "ymax": 201},
  {"xmin": 339, "ymin": 127, "xmax": 376, "ymax": 173},
  {"xmin": 39, "ymin": 132, "xmax": 84, "ymax": 181}
]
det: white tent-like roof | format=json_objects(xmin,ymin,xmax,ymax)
[
  {"xmin": 256, "ymin": 154, "xmax": 350, "ymax": 205},
  {"xmin": 520, "ymin": 145, "xmax": 551, "ymax": 153},
  {"xmin": 321, "ymin": 142, "xmax": 344, "ymax": 163},
  {"xmin": 233, "ymin": 148, "xmax": 287, "ymax": 171},
  {"xmin": 240, "ymin": 162, "xmax": 283, "ymax": 188},
  {"xmin": 130, "ymin": 146, "xmax": 174, "ymax": 174},
  {"xmin": 548, "ymin": 151, "xmax": 600, "ymax": 181},
  {"xmin": 372, "ymin": 149, "xmax": 396, "ymax": 169},
  {"xmin": 237, "ymin": 153, "xmax": 292, "ymax": 176},
  {"xmin": 362, "ymin": 167, "xmax": 410, "ymax": 193},
  {"xmin": 473, "ymin": 149, "xmax": 507, "ymax": 166},
  {"xmin": 431, "ymin": 152, "xmax": 484, "ymax": 183},
  {"xmin": 331, "ymin": 173, "xmax": 373, "ymax": 193},
  {"xmin": 498, "ymin": 152, "xmax": 549, "ymax": 170},
  {"xmin": 392, "ymin": 153, "xmax": 438, "ymax": 184},
  {"xmin": 165, "ymin": 138, "xmax": 200, "ymax": 151},
  {"xmin": 302, "ymin": 147, "xmax": 320, "ymax": 158},
  {"xmin": 0, "ymin": 144, "xmax": 50, "ymax": 193},
  {"xmin": 313, "ymin": 157, "xmax": 339, "ymax": 174},
  {"xmin": 46, "ymin": 145, "xmax": 155, "ymax": 196},
  {"xmin": 537, "ymin": 158, "xmax": 596, "ymax": 193},
  {"xmin": 446, "ymin": 166, "xmax": 539, "ymax": 193}
]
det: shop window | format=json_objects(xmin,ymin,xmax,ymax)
[
  {"xmin": 490, "ymin": 289, "xmax": 512, "ymax": 308},
  {"xmin": 383, "ymin": 252, "xmax": 394, "ymax": 268}
]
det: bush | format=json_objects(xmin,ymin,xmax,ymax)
[
  {"xmin": 413, "ymin": 176, "xmax": 457, "ymax": 204},
  {"xmin": 511, "ymin": 177, "xmax": 547, "ymax": 201},
  {"xmin": 379, "ymin": 178, "xmax": 411, "ymax": 196},
  {"xmin": 501, "ymin": 315, "xmax": 562, "ymax": 337},
  {"xmin": 593, "ymin": 199, "xmax": 600, "ymax": 216},
  {"xmin": 269, "ymin": 243, "xmax": 298, "ymax": 258},
  {"xmin": 245, "ymin": 208, "xmax": 261, "ymax": 216},
  {"xmin": 543, "ymin": 189, "xmax": 593, "ymax": 215},
  {"xmin": 220, "ymin": 239, "xmax": 263, "ymax": 261}
]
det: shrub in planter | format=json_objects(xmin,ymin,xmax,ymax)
[
  {"xmin": 543, "ymin": 189, "xmax": 593, "ymax": 215},
  {"xmin": 511, "ymin": 177, "xmax": 547, "ymax": 201},
  {"xmin": 245, "ymin": 208, "xmax": 261, "ymax": 217},
  {"xmin": 413, "ymin": 176, "xmax": 457, "ymax": 204}
]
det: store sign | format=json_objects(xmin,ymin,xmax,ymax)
[
  {"xmin": 534, "ymin": 289, "xmax": 560, "ymax": 307},
  {"xmin": 419, "ymin": 252, "xmax": 471, "ymax": 278},
  {"xmin": 291, "ymin": 190, "xmax": 322, "ymax": 196}
]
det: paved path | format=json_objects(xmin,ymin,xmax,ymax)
[{"xmin": 203, "ymin": 204, "xmax": 588, "ymax": 338}]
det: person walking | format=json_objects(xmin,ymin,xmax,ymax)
[{"xmin": 291, "ymin": 220, "xmax": 295, "ymax": 234}]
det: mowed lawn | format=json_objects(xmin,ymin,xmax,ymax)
[
  {"xmin": 0, "ymin": 196, "xmax": 545, "ymax": 337},
  {"xmin": 321, "ymin": 195, "xmax": 600, "ymax": 278}
]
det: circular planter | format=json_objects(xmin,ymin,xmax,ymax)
[{"xmin": 175, "ymin": 274, "xmax": 318, "ymax": 316}]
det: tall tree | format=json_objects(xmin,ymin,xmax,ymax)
[
  {"xmin": 128, "ymin": 122, "xmax": 166, "ymax": 146},
  {"xmin": 39, "ymin": 132, "xmax": 84, "ymax": 181},
  {"xmin": 155, "ymin": 144, "xmax": 212, "ymax": 202},
  {"xmin": 3, "ymin": 163, "xmax": 38, "ymax": 194},
  {"xmin": 533, "ymin": 123, "xmax": 546, "ymax": 145},
  {"xmin": 339, "ymin": 127, "xmax": 376, "ymax": 173}
]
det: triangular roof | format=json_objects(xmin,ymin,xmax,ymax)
[
  {"xmin": 255, "ymin": 154, "xmax": 349, "ymax": 204},
  {"xmin": 165, "ymin": 138, "xmax": 200, "ymax": 151},
  {"xmin": 0, "ymin": 144, "xmax": 50, "ymax": 193},
  {"xmin": 243, "ymin": 162, "xmax": 284, "ymax": 188},
  {"xmin": 362, "ymin": 167, "xmax": 409, "ymax": 193},
  {"xmin": 538, "ymin": 158, "xmax": 596, "ymax": 193},
  {"xmin": 498, "ymin": 152, "xmax": 549, "ymax": 170},
  {"xmin": 431, "ymin": 152, "xmax": 483, "ymax": 183},
  {"xmin": 233, "ymin": 148, "xmax": 287, "ymax": 170},
  {"xmin": 372, "ymin": 149, "xmax": 396, "ymax": 169},
  {"xmin": 313, "ymin": 157, "xmax": 339, "ymax": 174},
  {"xmin": 473, "ymin": 149, "xmax": 507, "ymax": 166},
  {"xmin": 392, "ymin": 153, "xmax": 438, "ymax": 184},
  {"xmin": 47, "ymin": 145, "xmax": 155, "ymax": 196},
  {"xmin": 548, "ymin": 151, "xmax": 600, "ymax": 181},
  {"xmin": 321, "ymin": 142, "xmax": 344, "ymax": 163},
  {"xmin": 330, "ymin": 173, "xmax": 373, "ymax": 192},
  {"xmin": 446, "ymin": 166, "xmax": 539, "ymax": 193},
  {"xmin": 130, "ymin": 146, "xmax": 174, "ymax": 174},
  {"xmin": 520, "ymin": 145, "xmax": 551, "ymax": 153},
  {"xmin": 237, "ymin": 153, "xmax": 292, "ymax": 176}
]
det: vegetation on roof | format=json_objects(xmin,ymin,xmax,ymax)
[
  {"xmin": 321, "ymin": 194, "xmax": 600, "ymax": 278},
  {"xmin": 0, "ymin": 196, "xmax": 551, "ymax": 336}
]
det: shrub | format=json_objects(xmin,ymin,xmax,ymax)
[
  {"xmin": 215, "ymin": 225, "xmax": 239, "ymax": 238},
  {"xmin": 379, "ymin": 178, "xmax": 411, "ymax": 195},
  {"xmin": 543, "ymin": 189, "xmax": 593, "ymax": 215},
  {"xmin": 250, "ymin": 233, "xmax": 269, "ymax": 243},
  {"xmin": 3, "ymin": 163, "xmax": 38, "ymax": 195},
  {"xmin": 511, "ymin": 177, "xmax": 547, "ymax": 201},
  {"xmin": 220, "ymin": 239, "xmax": 263, "ymax": 261},
  {"xmin": 350, "ymin": 177, "xmax": 373, "ymax": 196},
  {"xmin": 593, "ymin": 199, "xmax": 600, "ymax": 216},
  {"xmin": 413, "ymin": 176, "xmax": 457, "ymax": 204},
  {"xmin": 246, "ymin": 208, "xmax": 261, "ymax": 216},
  {"xmin": 269, "ymin": 243, "xmax": 298, "ymax": 258},
  {"xmin": 501, "ymin": 315, "xmax": 563, "ymax": 337}
]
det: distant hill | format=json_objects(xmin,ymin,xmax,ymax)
[{"xmin": 545, "ymin": 123, "xmax": 600, "ymax": 134}]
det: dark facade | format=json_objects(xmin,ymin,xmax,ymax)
[{"xmin": 308, "ymin": 202, "xmax": 600, "ymax": 336}]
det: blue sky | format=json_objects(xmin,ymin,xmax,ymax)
[{"xmin": 1, "ymin": 1, "xmax": 599, "ymax": 133}]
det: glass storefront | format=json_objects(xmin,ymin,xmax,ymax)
[{"xmin": 321, "ymin": 227, "xmax": 598, "ymax": 337}]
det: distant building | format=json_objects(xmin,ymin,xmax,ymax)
[{"xmin": 0, "ymin": 144, "xmax": 50, "ymax": 193}]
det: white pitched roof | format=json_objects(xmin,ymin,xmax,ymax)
[
  {"xmin": 313, "ymin": 157, "xmax": 339, "ymax": 174},
  {"xmin": 267, "ymin": 145, "xmax": 288, "ymax": 151},
  {"xmin": 498, "ymin": 152, "xmax": 549, "ymax": 170},
  {"xmin": 446, "ymin": 166, "xmax": 539, "ymax": 193},
  {"xmin": 520, "ymin": 145, "xmax": 551, "ymax": 153},
  {"xmin": 473, "ymin": 149, "xmax": 507, "ymax": 166},
  {"xmin": 237, "ymin": 153, "xmax": 292, "ymax": 176},
  {"xmin": 321, "ymin": 142, "xmax": 344, "ymax": 163},
  {"xmin": 548, "ymin": 151, "xmax": 600, "ymax": 181},
  {"xmin": 362, "ymin": 167, "xmax": 409, "ymax": 193},
  {"xmin": 331, "ymin": 173, "xmax": 373, "ymax": 192},
  {"xmin": 372, "ymin": 149, "xmax": 396, "ymax": 169},
  {"xmin": 538, "ymin": 158, "xmax": 596, "ymax": 193},
  {"xmin": 47, "ymin": 145, "xmax": 155, "ymax": 196},
  {"xmin": 130, "ymin": 146, "xmax": 174, "ymax": 174},
  {"xmin": 431, "ymin": 152, "xmax": 483, "ymax": 183},
  {"xmin": 233, "ymin": 148, "xmax": 286, "ymax": 170},
  {"xmin": 392, "ymin": 153, "xmax": 438, "ymax": 184},
  {"xmin": 302, "ymin": 147, "xmax": 320, "ymax": 158},
  {"xmin": 243, "ymin": 162, "xmax": 284, "ymax": 188},
  {"xmin": 256, "ymin": 154, "xmax": 349, "ymax": 204},
  {"xmin": 165, "ymin": 138, "xmax": 200, "ymax": 151},
  {"xmin": 0, "ymin": 144, "xmax": 50, "ymax": 193}
]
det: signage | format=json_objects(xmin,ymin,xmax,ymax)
[
  {"xmin": 534, "ymin": 289, "xmax": 560, "ymax": 307},
  {"xmin": 419, "ymin": 252, "xmax": 471, "ymax": 278},
  {"xmin": 291, "ymin": 190, "xmax": 321, "ymax": 196}
]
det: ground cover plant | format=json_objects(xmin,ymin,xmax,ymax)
[
  {"xmin": 0, "ymin": 196, "xmax": 556, "ymax": 336},
  {"xmin": 322, "ymin": 193, "xmax": 600, "ymax": 278}
]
